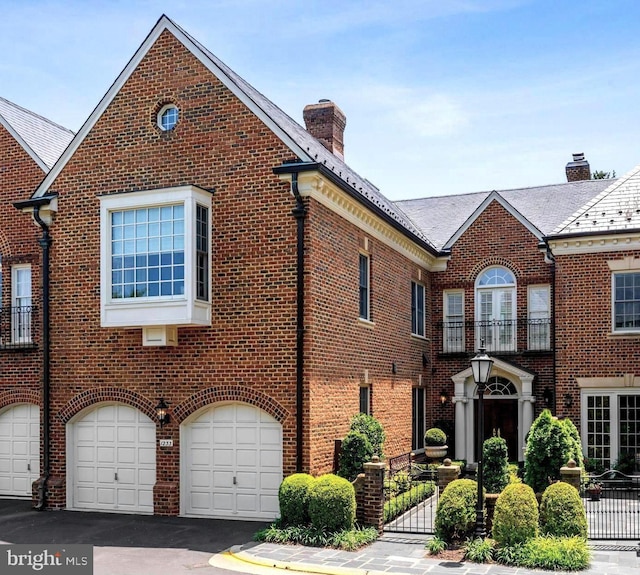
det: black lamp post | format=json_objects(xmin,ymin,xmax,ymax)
[{"xmin": 471, "ymin": 344, "xmax": 494, "ymax": 539}]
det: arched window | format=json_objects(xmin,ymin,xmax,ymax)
[
  {"xmin": 475, "ymin": 266, "xmax": 516, "ymax": 352},
  {"xmin": 474, "ymin": 376, "xmax": 518, "ymax": 397}
]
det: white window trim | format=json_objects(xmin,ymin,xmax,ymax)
[
  {"xmin": 611, "ymin": 270, "xmax": 640, "ymax": 334},
  {"xmin": 527, "ymin": 284, "xmax": 550, "ymax": 350},
  {"xmin": 443, "ymin": 289, "xmax": 464, "ymax": 353},
  {"xmin": 99, "ymin": 185, "xmax": 212, "ymax": 330},
  {"xmin": 474, "ymin": 266, "xmax": 517, "ymax": 352},
  {"xmin": 157, "ymin": 104, "xmax": 179, "ymax": 131},
  {"xmin": 11, "ymin": 264, "xmax": 32, "ymax": 344}
]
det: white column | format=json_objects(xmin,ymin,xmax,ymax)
[
  {"xmin": 520, "ymin": 395, "xmax": 535, "ymax": 461},
  {"xmin": 453, "ymin": 396, "xmax": 468, "ymax": 461}
]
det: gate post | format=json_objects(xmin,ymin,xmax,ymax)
[
  {"xmin": 363, "ymin": 456, "xmax": 386, "ymax": 533},
  {"xmin": 560, "ymin": 459, "xmax": 581, "ymax": 491},
  {"xmin": 437, "ymin": 458, "xmax": 461, "ymax": 494}
]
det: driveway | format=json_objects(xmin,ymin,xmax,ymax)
[{"xmin": 0, "ymin": 499, "xmax": 268, "ymax": 575}]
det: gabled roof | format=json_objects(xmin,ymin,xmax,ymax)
[
  {"xmin": 0, "ymin": 96, "xmax": 74, "ymax": 171},
  {"xmin": 31, "ymin": 15, "xmax": 436, "ymax": 252},
  {"xmin": 551, "ymin": 165, "xmax": 640, "ymax": 236},
  {"xmin": 395, "ymin": 179, "xmax": 613, "ymax": 250}
]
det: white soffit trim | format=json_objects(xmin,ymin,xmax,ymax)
[
  {"xmin": 32, "ymin": 14, "xmax": 310, "ymax": 199},
  {"xmin": 548, "ymin": 233, "xmax": 640, "ymax": 255},
  {"xmin": 0, "ymin": 115, "xmax": 48, "ymax": 173},
  {"xmin": 443, "ymin": 191, "xmax": 543, "ymax": 250}
]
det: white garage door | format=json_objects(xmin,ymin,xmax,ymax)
[
  {"xmin": 69, "ymin": 404, "xmax": 156, "ymax": 513},
  {"xmin": 183, "ymin": 403, "xmax": 282, "ymax": 520},
  {"xmin": 0, "ymin": 404, "xmax": 40, "ymax": 497}
]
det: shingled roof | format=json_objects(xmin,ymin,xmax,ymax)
[
  {"xmin": 395, "ymin": 179, "xmax": 614, "ymax": 250},
  {"xmin": 0, "ymin": 96, "xmax": 74, "ymax": 170}
]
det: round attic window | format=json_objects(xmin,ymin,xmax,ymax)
[{"xmin": 157, "ymin": 104, "xmax": 179, "ymax": 131}]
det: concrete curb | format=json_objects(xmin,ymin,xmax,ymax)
[{"xmin": 219, "ymin": 546, "xmax": 408, "ymax": 575}]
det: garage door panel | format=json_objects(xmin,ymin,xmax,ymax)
[
  {"xmin": 0, "ymin": 404, "xmax": 40, "ymax": 498},
  {"xmin": 71, "ymin": 404, "xmax": 155, "ymax": 513},
  {"xmin": 183, "ymin": 402, "xmax": 282, "ymax": 519}
]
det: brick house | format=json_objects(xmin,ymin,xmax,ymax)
[
  {"xmin": 2, "ymin": 15, "xmax": 639, "ymax": 519},
  {"xmin": 0, "ymin": 97, "xmax": 74, "ymax": 498}
]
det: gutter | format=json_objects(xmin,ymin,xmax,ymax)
[{"xmin": 14, "ymin": 195, "xmax": 55, "ymax": 510}]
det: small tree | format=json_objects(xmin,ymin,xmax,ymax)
[
  {"xmin": 524, "ymin": 409, "xmax": 584, "ymax": 494},
  {"xmin": 338, "ymin": 430, "xmax": 374, "ymax": 481},
  {"xmin": 483, "ymin": 436, "xmax": 509, "ymax": 493},
  {"xmin": 349, "ymin": 413, "xmax": 385, "ymax": 458}
]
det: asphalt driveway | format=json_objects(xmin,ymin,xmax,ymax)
[{"xmin": 0, "ymin": 499, "xmax": 267, "ymax": 553}]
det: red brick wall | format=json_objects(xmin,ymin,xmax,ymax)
[
  {"xmin": 554, "ymin": 249, "xmax": 640, "ymax": 426},
  {"xmin": 305, "ymin": 199, "xmax": 430, "ymax": 472},
  {"xmin": 430, "ymin": 200, "xmax": 555, "ymax": 450},
  {"xmin": 0, "ymin": 123, "xmax": 44, "ymax": 411}
]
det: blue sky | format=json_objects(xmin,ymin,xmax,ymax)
[{"xmin": 2, "ymin": 0, "xmax": 638, "ymax": 200}]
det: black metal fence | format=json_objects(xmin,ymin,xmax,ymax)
[
  {"xmin": 583, "ymin": 470, "xmax": 640, "ymax": 539},
  {"xmin": 0, "ymin": 306, "xmax": 36, "ymax": 349},
  {"xmin": 383, "ymin": 455, "xmax": 439, "ymax": 534}
]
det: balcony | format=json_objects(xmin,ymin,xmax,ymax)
[
  {"xmin": 437, "ymin": 318, "xmax": 552, "ymax": 355},
  {"xmin": 0, "ymin": 306, "xmax": 37, "ymax": 350}
]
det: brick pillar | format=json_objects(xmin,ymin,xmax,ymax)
[
  {"xmin": 153, "ymin": 481, "xmax": 179, "ymax": 515},
  {"xmin": 363, "ymin": 456, "xmax": 386, "ymax": 533},
  {"xmin": 437, "ymin": 458, "xmax": 461, "ymax": 494},
  {"xmin": 560, "ymin": 459, "xmax": 582, "ymax": 492},
  {"xmin": 353, "ymin": 473, "xmax": 366, "ymax": 525}
]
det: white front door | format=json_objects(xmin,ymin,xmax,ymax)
[
  {"xmin": 0, "ymin": 404, "xmax": 40, "ymax": 497},
  {"xmin": 182, "ymin": 403, "xmax": 282, "ymax": 520},
  {"xmin": 69, "ymin": 404, "xmax": 156, "ymax": 513}
]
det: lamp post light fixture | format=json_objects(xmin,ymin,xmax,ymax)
[{"xmin": 470, "ymin": 344, "xmax": 494, "ymax": 539}]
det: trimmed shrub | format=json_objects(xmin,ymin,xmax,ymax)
[
  {"xmin": 492, "ymin": 483, "xmax": 538, "ymax": 546},
  {"xmin": 338, "ymin": 430, "xmax": 374, "ymax": 481},
  {"xmin": 540, "ymin": 482, "xmax": 587, "ymax": 538},
  {"xmin": 278, "ymin": 473, "xmax": 315, "ymax": 526},
  {"xmin": 435, "ymin": 478, "xmax": 479, "ymax": 543},
  {"xmin": 308, "ymin": 474, "xmax": 356, "ymax": 532},
  {"xmin": 524, "ymin": 410, "xmax": 584, "ymax": 494},
  {"xmin": 424, "ymin": 427, "xmax": 447, "ymax": 446},
  {"xmin": 483, "ymin": 436, "xmax": 509, "ymax": 493},
  {"xmin": 349, "ymin": 413, "xmax": 386, "ymax": 458},
  {"xmin": 495, "ymin": 536, "xmax": 590, "ymax": 571}
]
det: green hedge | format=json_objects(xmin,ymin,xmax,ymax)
[
  {"xmin": 540, "ymin": 482, "xmax": 587, "ymax": 538},
  {"xmin": 492, "ymin": 483, "xmax": 539, "ymax": 546},
  {"xmin": 495, "ymin": 536, "xmax": 590, "ymax": 570},
  {"xmin": 435, "ymin": 478, "xmax": 479, "ymax": 543},
  {"xmin": 309, "ymin": 474, "xmax": 356, "ymax": 532},
  {"xmin": 279, "ymin": 473, "xmax": 315, "ymax": 526},
  {"xmin": 383, "ymin": 481, "xmax": 436, "ymax": 523}
]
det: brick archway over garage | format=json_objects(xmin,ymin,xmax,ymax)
[
  {"xmin": 0, "ymin": 390, "xmax": 40, "ymax": 409},
  {"xmin": 174, "ymin": 385, "xmax": 290, "ymax": 423},
  {"xmin": 57, "ymin": 387, "xmax": 157, "ymax": 423}
]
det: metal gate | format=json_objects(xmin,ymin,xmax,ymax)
[
  {"xmin": 383, "ymin": 454, "xmax": 439, "ymax": 534},
  {"xmin": 583, "ymin": 471, "xmax": 640, "ymax": 539}
]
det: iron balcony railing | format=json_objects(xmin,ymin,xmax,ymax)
[
  {"xmin": 0, "ymin": 306, "xmax": 37, "ymax": 349},
  {"xmin": 436, "ymin": 317, "xmax": 552, "ymax": 354}
]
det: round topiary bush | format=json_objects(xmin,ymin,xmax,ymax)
[
  {"xmin": 435, "ymin": 478, "xmax": 479, "ymax": 543},
  {"xmin": 424, "ymin": 427, "xmax": 447, "ymax": 446},
  {"xmin": 308, "ymin": 474, "xmax": 356, "ymax": 532},
  {"xmin": 278, "ymin": 473, "xmax": 315, "ymax": 526},
  {"xmin": 483, "ymin": 436, "xmax": 510, "ymax": 494},
  {"xmin": 492, "ymin": 482, "xmax": 539, "ymax": 546},
  {"xmin": 540, "ymin": 482, "xmax": 587, "ymax": 538},
  {"xmin": 338, "ymin": 430, "xmax": 374, "ymax": 481}
]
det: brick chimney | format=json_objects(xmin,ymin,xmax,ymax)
[
  {"xmin": 565, "ymin": 153, "xmax": 591, "ymax": 182},
  {"xmin": 303, "ymin": 99, "xmax": 346, "ymax": 160}
]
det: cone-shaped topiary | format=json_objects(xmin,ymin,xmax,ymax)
[
  {"xmin": 492, "ymin": 482, "xmax": 539, "ymax": 546},
  {"xmin": 278, "ymin": 473, "xmax": 315, "ymax": 526},
  {"xmin": 483, "ymin": 436, "xmax": 510, "ymax": 494},
  {"xmin": 308, "ymin": 474, "xmax": 356, "ymax": 532},
  {"xmin": 540, "ymin": 482, "xmax": 588, "ymax": 538},
  {"xmin": 435, "ymin": 478, "xmax": 480, "ymax": 543}
]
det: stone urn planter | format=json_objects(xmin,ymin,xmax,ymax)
[
  {"xmin": 586, "ymin": 482, "xmax": 602, "ymax": 501},
  {"xmin": 424, "ymin": 427, "xmax": 448, "ymax": 460}
]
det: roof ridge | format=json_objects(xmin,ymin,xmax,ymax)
[{"xmin": 0, "ymin": 96, "xmax": 74, "ymax": 135}]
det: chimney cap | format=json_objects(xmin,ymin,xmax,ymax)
[
  {"xmin": 572, "ymin": 152, "xmax": 585, "ymax": 161},
  {"xmin": 318, "ymin": 98, "xmax": 331, "ymax": 103}
]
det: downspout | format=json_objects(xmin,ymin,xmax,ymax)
[
  {"xmin": 32, "ymin": 205, "xmax": 51, "ymax": 510},
  {"xmin": 291, "ymin": 173, "xmax": 307, "ymax": 472},
  {"xmin": 546, "ymin": 245, "xmax": 557, "ymax": 413}
]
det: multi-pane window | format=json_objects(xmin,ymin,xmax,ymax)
[
  {"xmin": 528, "ymin": 285, "xmax": 550, "ymax": 350},
  {"xmin": 411, "ymin": 281, "xmax": 425, "ymax": 337},
  {"xmin": 619, "ymin": 395, "xmax": 640, "ymax": 459},
  {"xmin": 359, "ymin": 254, "xmax": 370, "ymax": 320},
  {"xmin": 412, "ymin": 387, "xmax": 425, "ymax": 451},
  {"xmin": 12, "ymin": 265, "xmax": 31, "ymax": 343},
  {"xmin": 196, "ymin": 205, "xmax": 209, "ymax": 302},
  {"xmin": 359, "ymin": 386, "xmax": 371, "ymax": 415},
  {"xmin": 111, "ymin": 205, "xmax": 185, "ymax": 299},
  {"xmin": 613, "ymin": 272, "xmax": 640, "ymax": 331},
  {"xmin": 444, "ymin": 291, "xmax": 464, "ymax": 352},
  {"xmin": 476, "ymin": 267, "xmax": 516, "ymax": 352}
]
